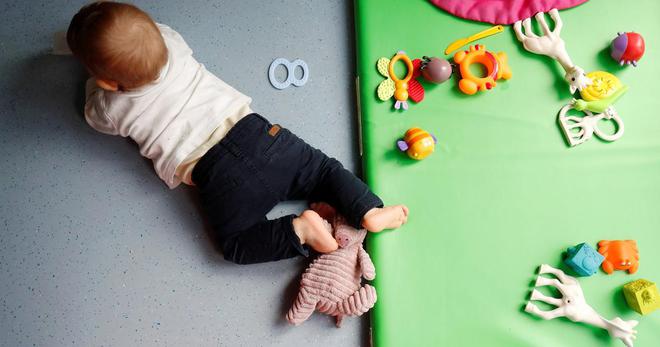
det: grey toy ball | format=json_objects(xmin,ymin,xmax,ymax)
[{"xmin": 420, "ymin": 56, "xmax": 452, "ymax": 84}]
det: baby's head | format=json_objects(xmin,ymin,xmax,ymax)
[{"xmin": 67, "ymin": 1, "xmax": 167, "ymax": 91}]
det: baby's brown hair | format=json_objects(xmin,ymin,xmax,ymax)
[{"xmin": 67, "ymin": 1, "xmax": 167, "ymax": 90}]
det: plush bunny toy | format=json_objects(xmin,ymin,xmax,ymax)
[{"xmin": 286, "ymin": 202, "xmax": 377, "ymax": 327}]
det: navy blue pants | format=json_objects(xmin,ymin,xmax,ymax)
[{"xmin": 192, "ymin": 114, "xmax": 383, "ymax": 264}]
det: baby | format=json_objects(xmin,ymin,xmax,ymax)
[{"xmin": 67, "ymin": 2, "xmax": 408, "ymax": 264}]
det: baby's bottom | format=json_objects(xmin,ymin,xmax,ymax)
[{"xmin": 192, "ymin": 114, "xmax": 383, "ymax": 264}]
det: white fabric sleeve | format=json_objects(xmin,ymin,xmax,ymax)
[{"xmin": 84, "ymin": 78, "xmax": 118, "ymax": 135}]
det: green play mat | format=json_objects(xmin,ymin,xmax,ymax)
[{"xmin": 354, "ymin": 0, "xmax": 660, "ymax": 346}]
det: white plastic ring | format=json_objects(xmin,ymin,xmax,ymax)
[{"xmin": 268, "ymin": 58, "xmax": 309, "ymax": 90}]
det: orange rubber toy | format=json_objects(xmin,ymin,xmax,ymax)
[
  {"xmin": 453, "ymin": 44, "xmax": 511, "ymax": 95},
  {"xmin": 388, "ymin": 52, "xmax": 414, "ymax": 110},
  {"xmin": 598, "ymin": 240, "xmax": 639, "ymax": 274}
]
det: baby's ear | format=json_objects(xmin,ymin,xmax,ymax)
[{"xmin": 95, "ymin": 78, "xmax": 119, "ymax": 91}]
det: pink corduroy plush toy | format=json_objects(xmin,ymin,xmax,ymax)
[{"xmin": 286, "ymin": 202, "xmax": 377, "ymax": 327}]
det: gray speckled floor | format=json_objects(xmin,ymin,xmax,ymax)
[{"xmin": 0, "ymin": 1, "xmax": 365, "ymax": 346}]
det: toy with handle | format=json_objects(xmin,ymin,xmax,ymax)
[
  {"xmin": 388, "ymin": 52, "xmax": 414, "ymax": 110},
  {"xmin": 526, "ymin": 264, "xmax": 639, "ymax": 347},
  {"xmin": 444, "ymin": 25, "xmax": 504, "ymax": 55},
  {"xmin": 513, "ymin": 9, "xmax": 591, "ymax": 94}
]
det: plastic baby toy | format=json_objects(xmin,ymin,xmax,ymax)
[
  {"xmin": 558, "ymin": 71, "xmax": 628, "ymax": 146},
  {"xmin": 375, "ymin": 51, "xmax": 414, "ymax": 110},
  {"xmin": 564, "ymin": 243, "xmax": 604, "ymax": 276},
  {"xmin": 389, "ymin": 52, "xmax": 413, "ymax": 110},
  {"xmin": 396, "ymin": 128, "xmax": 437, "ymax": 160},
  {"xmin": 624, "ymin": 279, "xmax": 660, "ymax": 315},
  {"xmin": 513, "ymin": 9, "xmax": 592, "ymax": 94},
  {"xmin": 598, "ymin": 240, "xmax": 639, "ymax": 274},
  {"xmin": 514, "ymin": 8, "xmax": 630, "ymax": 147},
  {"xmin": 611, "ymin": 32, "xmax": 645, "ymax": 67},
  {"xmin": 420, "ymin": 56, "xmax": 452, "ymax": 84},
  {"xmin": 526, "ymin": 264, "xmax": 639, "ymax": 347},
  {"xmin": 453, "ymin": 44, "xmax": 511, "ymax": 95}
]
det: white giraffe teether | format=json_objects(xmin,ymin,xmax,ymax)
[
  {"xmin": 526, "ymin": 264, "xmax": 639, "ymax": 347},
  {"xmin": 558, "ymin": 103, "xmax": 624, "ymax": 146},
  {"xmin": 513, "ymin": 9, "xmax": 591, "ymax": 94}
]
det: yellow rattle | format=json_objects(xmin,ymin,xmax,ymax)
[{"xmin": 388, "ymin": 52, "xmax": 414, "ymax": 110}]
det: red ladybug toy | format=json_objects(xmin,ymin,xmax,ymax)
[{"xmin": 610, "ymin": 32, "xmax": 645, "ymax": 67}]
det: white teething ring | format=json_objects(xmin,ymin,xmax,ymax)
[
  {"xmin": 268, "ymin": 58, "xmax": 309, "ymax": 90},
  {"xmin": 558, "ymin": 104, "xmax": 624, "ymax": 147}
]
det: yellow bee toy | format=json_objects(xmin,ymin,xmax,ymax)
[{"xmin": 396, "ymin": 128, "xmax": 437, "ymax": 160}]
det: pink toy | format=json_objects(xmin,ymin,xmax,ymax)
[
  {"xmin": 429, "ymin": 0, "xmax": 588, "ymax": 25},
  {"xmin": 286, "ymin": 203, "xmax": 377, "ymax": 327}
]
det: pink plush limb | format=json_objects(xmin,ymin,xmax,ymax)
[
  {"xmin": 358, "ymin": 247, "xmax": 376, "ymax": 280},
  {"xmin": 335, "ymin": 314, "xmax": 344, "ymax": 328},
  {"xmin": 338, "ymin": 284, "xmax": 377, "ymax": 317},
  {"xmin": 286, "ymin": 288, "xmax": 319, "ymax": 326}
]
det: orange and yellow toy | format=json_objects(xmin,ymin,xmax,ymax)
[
  {"xmin": 396, "ymin": 128, "xmax": 437, "ymax": 160},
  {"xmin": 598, "ymin": 240, "xmax": 639, "ymax": 274},
  {"xmin": 376, "ymin": 51, "xmax": 415, "ymax": 110},
  {"xmin": 453, "ymin": 44, "xmax": 512, "ymax": 95},
  {"xmin": 388, "ymin": 52, "xmax": 414, "ymax": 110}
]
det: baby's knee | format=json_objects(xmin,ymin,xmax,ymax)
[{"xmin": 220, "ymin": 235, "xmax": 246, "ymax": 264}]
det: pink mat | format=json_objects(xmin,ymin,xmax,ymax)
[{"xmin": 429, "ymin": 0, "xmax": 589, "ymax": 24}]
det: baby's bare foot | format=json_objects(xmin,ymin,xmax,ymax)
[
  {"xmin": 293, "ymin": 210, "xmax": 338, "ymax": 253},
  {"xmin": 362, "ymin": 205, "xmax": 409, "ymax": 232}
]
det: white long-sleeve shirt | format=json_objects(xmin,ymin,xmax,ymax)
[{"xmin": 84, "ymin": 24, "xmax": 252, "ymax": 188}]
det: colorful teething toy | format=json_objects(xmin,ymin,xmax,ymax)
[
  {"xmin": 453, "ymin": 44, "xmax": 511, "ymax": 95},
  {"xmin": 598, "ymin": 240, "xmax": 639, "ymax": 275},
  {"xmin": 580, "ymin": 71, "xmax": 626, "ymax": 102},
  {"xmin": 514, "ymin": 9, "xmax": 631, "ymax": 147},
  {"xmin": 611, "ymin": 32, "xmax": 645, "ymax": 67},
  {"xmin": 558, "ymin": 71, "xmax": 628, "ymax": 146},
  {"xmin": 376, "ymin": 51, "xmax": 415, "ymax": 110},
  {"xmin": 396, "ymin": 128, "xmax": 437, "ymax": 160},
  {"xmin": 376, "ymin": 29, "xmax": 508, "ymax": 110},
  {"xmin": 389, "ymin": 52, "xmax": 414, "ymax": 110}
]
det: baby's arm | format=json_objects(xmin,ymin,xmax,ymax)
[{"xmin": 84, "ymin": 79, "xmax": 118, "ymax": 135}]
